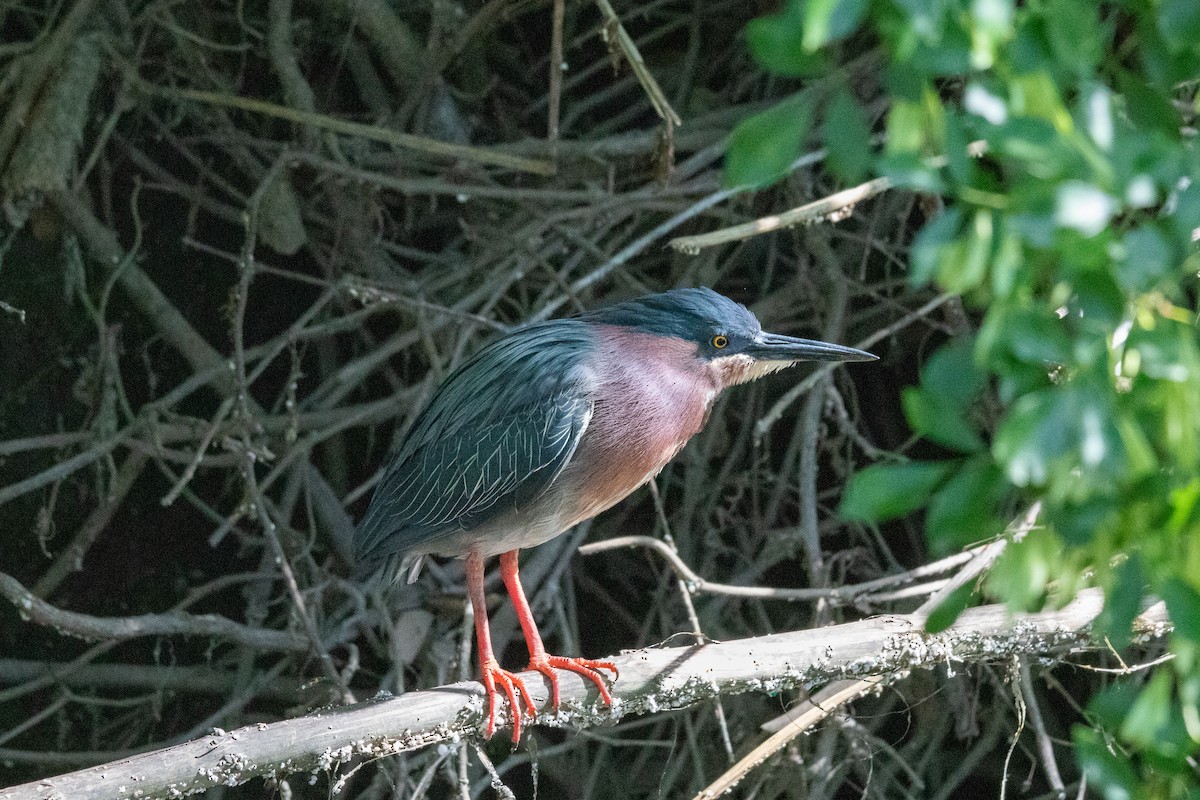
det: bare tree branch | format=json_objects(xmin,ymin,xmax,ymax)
[
  {"xmin": 0, "ymin": 572, "xmax": 308, "ymax": 653},
  {"xmin": 2, "ymin": 588, "xmax": 1169, "ymax": 800},
  {"xmin": 0, "ymin": 659, "xmax": 307, "ymax": 701}
]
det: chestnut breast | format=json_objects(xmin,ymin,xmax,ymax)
[{"xmin": 556, "ymin": 326, "xmax": 717, "ymax": 526}]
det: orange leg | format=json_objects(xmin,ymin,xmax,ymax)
[
  {"xmin": 498, "ymin": 550, "xmax": 618, "ymax": 710},
  {"xmin": 466, "ymin": 551, "xmax": 537, "ymax": 743}
]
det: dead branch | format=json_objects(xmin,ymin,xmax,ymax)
[
  {"xmin": 0, "ymin": 659, "xmax": 308, "ymax": 701},
  {"xmin": 1, "ymin": 588, "xmax": 1169, "ymax": 800},
  {"xmin": 136, "ymin": 83, "xmax": 555, "ymax": 175},
  {"xmin": 0, "ymin": 572, "xmax": 308, "ymax": 653},
  {"xmin": 579, "ymin": 534, "xmax": 980, "ymax": 603}
]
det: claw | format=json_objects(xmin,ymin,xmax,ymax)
[
  {"xmin": 480, "ymin": 661, "xmax": 538, "ymax": 743},
  {"xmin": 485, "ymin": 551, "xmax": 620, "ymax": 741},
  {"xmin": 528, "ymin": 655, "xmax": 619, "ymax": 709}
]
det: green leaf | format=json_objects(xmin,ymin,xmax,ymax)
[
  {"xmin": 823, "ymin": 90, "xmax": 872, "ymax": 183},
  {"xmin": 994, "ymin": 380, "xmax": 1126, "ymax": 488},
  {"xmin": 993, "ymin": 389, "xmax": 1069, "ymax": 487},
  {"xmin": 941, "ymin": 208, "xmax": 994, "ymax": 293},
  {"xmin": 968, "ymin": 0, "xmax": 1014, "ymax": 69},
  {"xmin": 903, "ymin": 337, "xmax": 987, "ymax": 454},
  {"xmin": 991, "ymin": 116, "xmax": 1065, "ymax": 168},
  {"xmin": 1119, "ymin": 225, "xmax": 1175, "ymax": 293},
  {"xmin": 1095, "ymin": 554, "xmax": 1146, "ymax": 651},
  {"xmin": 1160, "ymin": 578, "xmax": 1200, "ymax": 643},
  {"xmin": 839, "ymin": 460, "xmax": 956, "ymax": 522},
  {"xmin": 892, "ymin": 0, "xmax": 947, "ymax": 42},
  {"xmin": 1052, "ymin": 495, "xmax": 1118, "ymax": 548},
  {"xmin": 1074, "ymin": 725, "xmax": 1139, "ymax": 800},
  {"xmin": 925, "ymin": 455, "xmax": 1006, "ymax": 553},
  {"xmin": 986, "ymin": 526, "xmax": 1061, "ymax": 611},
  {"xmin": 1167, "ymin": 479, "xmax": 1200, "ymax": 538},
  {"xmin": 1070, "ymin": 263, "xmax": 1125, "ymax": 327},
  {"xmin": 1001, "ymin": 308, "xmax": 1072, "ymax": 366},
  {"xmin": 885, "ymin": 99, "xmax": 927, "ymax": 155},
  {"xmin": 746, "ymin": 6, "xmax": 821, "ymax": 76},
  {"xmin": 1121, "ymin": 669, "xmax": 1171, "ymax": 743},
  {"xmin": 1088, "ymin": 682, "xmax": 1139, "ymax": 732},
  {"xmin": 1178, "ymin": 673, "xmax": 1200, "ymax": 744},
  {"xmin": 1010, "ymin": 71, "xmax": 1073, "ymax": 130},
  {"xmin": 1042, "ymin": 0, "xmax": 1103, "ymax": 77},
  {"xmin": 1118, "ymin": 671, "xmax": 1196, "ymax": 765},
  {"xmin": 1127, "ymin": 320, "xmax": 1199, "ymax": 383},
  {"xmin": 903, "ymin": 387, "xmax": 985, "ymax": 453},
  {"xmin": 910, "ymin": 207, "xmax": 964, "ymax": 286},
  {"xmin": 725, "ymin": 98, "xmax": 814, "ymax": 188},
  {"xmin": 1115, "ymin": 69, "xmax": 1182, "ymax": 139},
  {"xmin": 910, "ymin": 41, "xmax": 973, "ymax": 78},
  {"xmin": 923, "ymin": 337, "xmax": 984, "ymax": 406},
  {"xmin": 988, "ymin": 226, "xmax": 1023, "ymax": 299},
  {"xmin": 885, "ymin": 61, "xmax": 925, "ymax": 103},
  {"xmin": 924, "ymin": 582, "xmax": 976, "ymax": 633},
  {"xmin": 1169, "ymin": 181, "xmax": 1200, "ymax": 246},
  {"xmin": 802, "ymin": 0, "xmax": 868, "ymax": 51},
  {"xmin": 878, "ymin": 152, "xmax": 947, "ymax": 194},
  {"xmin": 942, "ymin": 108, "xmax": 973, "ymax": 185},
  {"xmin": 1157, "ymin": 0, "xmax": 1200, "ymax": 49},
  {"xmin": 1159, "ymin": 380, "xmax": 1200, "ymax": 472}
]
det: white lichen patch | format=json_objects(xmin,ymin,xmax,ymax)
[{"xmin": 315, "ymin": 744, "xmax": 353, "ymax": 771}]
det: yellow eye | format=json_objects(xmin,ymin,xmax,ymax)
[{"xmin": 712, "ymin": 335, "xmax": 729, "ymax": 349}]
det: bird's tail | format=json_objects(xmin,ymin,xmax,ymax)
[{"xmin": 353, "ymin": 553, "xmax": 425, "ymax": 586}]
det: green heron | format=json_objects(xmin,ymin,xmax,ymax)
[{"xmin": 356, "ymin": 288, "xmax": 876, "ymax": 741}]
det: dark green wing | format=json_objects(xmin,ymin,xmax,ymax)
[{"xmin": 354, "ymin": 320, "xmax": 596, "ymax": 569}]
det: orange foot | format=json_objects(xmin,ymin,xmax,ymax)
[
  {"xmin": 481, "ymin": 660, "xmax": 538, "ymax": 743},
  {"xmin": 527, "ymin": 655, "xmax": 619, "ymax": 709}
]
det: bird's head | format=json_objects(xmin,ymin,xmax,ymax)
[{"xmin": 583, "ymin": 287, "xmax": 877, "ymax": 390}]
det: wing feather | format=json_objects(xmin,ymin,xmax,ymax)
[{"xmin": 354, "ymin": 320, "xmax": 595, "ymax": 572}]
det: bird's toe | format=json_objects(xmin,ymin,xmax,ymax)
[
  {"xmin": 480, "ymin": 662, "xmax": 534, "ymax": 743},
  {"xmin": 530, "ymin": 655, "xmax": 618, "ymax": 708}
]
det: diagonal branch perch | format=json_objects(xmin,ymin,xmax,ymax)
[{"xmin": 3, "ymin": 587, "xmax": 1169, "ymax": 800}]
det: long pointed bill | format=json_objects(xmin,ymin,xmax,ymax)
[{"xmin": 745, "ymin": 332, "xmax": 878, "ymax": 363}]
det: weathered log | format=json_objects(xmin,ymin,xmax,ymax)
[{"xmin": 2, "ymin": 587, "xmax": 1168, "ymax": 800}]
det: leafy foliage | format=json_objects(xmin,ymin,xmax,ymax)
[
  {"xmin": 726, "ymin": 93, "xmax": 816, "ymax": 187},
  {"xmin": 729, "ymin": 0, "xmax": 1200, "ymax": 792}
]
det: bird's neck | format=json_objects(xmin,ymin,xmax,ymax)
[
  {"xmin": 591, "ymin": 325, "xmax": 718, "ymax": 403},
  {"xmin": 554, "ymin": 326, "xmax": 716, "ymax": 525}
]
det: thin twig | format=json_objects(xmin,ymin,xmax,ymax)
[
  {"xmin": 232, "ymin": 162, "xmax": 355, "ymax": 702},
  {"xmin": 1019, "ymin": 658, "xmax": 1068, "ymax": 799},
  {"xmin": 671, "ymin": 178, "xmax": 892, "ymax": 253},
  {"xmin": 159, "ymin": 395, "xmax": 235, "ymax": 507},
  {"xmin": 0, "ymin": 658, "xmax": 308, "ymax": 700},
  {"xmin": 670, "ymin": 141, "xmax": 987, "ymax": 253},
  {"xmin": 691, "ymin": 678, "xmax": 887, "ymax": 800},
  {"xmin": 136, "ymin": 81, "xmax": 556, "ymax": 175},
  {"xmin": 0, "ymin": 572, "xmax": 308, "ymax": 652},
  {"xmin": 594, "ymin": 0, "xmax": 682, "ymax": 127},
  {"xmin": 31, "ymin": 450, "xmax": 150, "ymax": 598},
  {"xmin": 0, "ymin": 426, "xmax": 134, "ymax": 507},
  {"xmin": 647, "ymin": 480, "xmax": 734, "ymax": 762},
  {"xmin": 579, "ymin": 534, "xmax": 980, "ymax": 604},
  {"xmin": 548, "ymin": 0, "xmax": 564, "ymax": 145}
]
